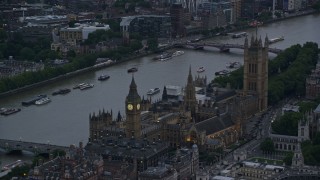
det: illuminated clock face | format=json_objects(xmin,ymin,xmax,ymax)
[
  {"xmin": 127, "ymin": 104, "xmax": 133, "ymax": 110},
  {"xmin": 137, "ymin": 104, "xmax": 140, "ymax": 110}
]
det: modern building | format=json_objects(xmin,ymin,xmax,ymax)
[{"xmin": 120, "ymin": 15, "xmax": 171, "ymax": 39}]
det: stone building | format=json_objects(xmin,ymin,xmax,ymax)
[
  {"xmin": 85, "ymin": 35, "xmax": 277, "ymax": 177},
  {"xmin": 138, "ymin": 144, "xmax": 199, "ymax": 180},
  {"xmin": 270, "ymin": 111, "xmax": 311, "ymax": 151},
  {"xmin": 85, "ymin": 135, "xmax": 169, "ymax": 179},
  {"xmin": 306, "ymin": 62, "xmax": 320, "ymax": 100},
  {"xmin": 234, "ymin": 161, "xmax": 285, "ymax": 180},
  {"xmin": 120, "ymin": 15, "xmax": 171, "ymax": 40},
  {"xmin": 243, "ymin": 35, "xmax": 269, "ymax": 112},
  {"xmin": 28, "ymin": 143, "xmax": 104, "ymax": 180},
  {"xmin": 88, "ymin": 73, "xmax": 207, "ymax": 149},
  {"xmin": 292, "ymin": 143, "xmax": 304, "ymax": 167}
]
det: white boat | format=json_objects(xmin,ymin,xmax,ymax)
[
  {"xmin": 232, "ymin": 32, "xmax": 247, "ymax": 38},
  {"xmin": 154, "ymin": 52, "xmax": 172, "ymax": 61},
  {"xmin": 226, "ymin": 62, "xmax": 242, "ymax": 69},
  {"xmin": 35, "ymin": 97, "xmax": 51, "ymax": 105},
  {"xmin": 215, "ymin": 70, "xmax": 230, "ymax": 76},
  {"xmin": 80, "ymin": 83, "xmax": 94, "ymax": 90},
  {"xmin": 172, "ymin": 50, "xmax": 184, "ymax": 57},
  {"xmin": 197, "ymin": 67, "xmax": 205, "ymax": 73},
  {"xmin": 73, "ymin": 83, "xmax": 86, "ymax": 89},
  {"xmin": 268, "ymin": 36, "xmax": 284, "ymax": 44},
  {"xmin": 147, "ymin": 88, "xmax": 160, "ymax": 95},
  {"xmin": 0, "ymin": 108, "xmax": 7, "ymax": 114}
]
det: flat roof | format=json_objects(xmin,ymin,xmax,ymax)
[
  {"xmin": 212, "ymin": 176, "xmax": 234, "ymax": 180},
  {"xmin": 265, "ymin": 165, "xmax": 284, "ymax": 170}
]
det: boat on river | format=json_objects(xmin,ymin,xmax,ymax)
[
  {"xmin": 232, "ymin": 32, "xmax": 247, "ymax": 38},
  {"xmin": 0, "ymin": 108, "xmax": 21, "ymax": 116},
  {"xmin": 172, "ymin": 50, "xmax": 185, "ymax": 57},
  {"xmin": 127, "ymin": 67, "xmax": 138, "ymax": 73},
  {"xmin": 268, "ymin": 36, "xmax": 284, "ymax": 44},
  {"xmin": 215, "ymin": 70, "xmax": 230, "ymax": 76},
  {"xmin": 154, "ymin": 52, "xmax": 172, "ymax": 61},
  {"xmin": 22, "ymin": 94, "xmax": 47, "ymax": 106},
  {"xmin": 35, "ymin": 97, "xmax": 51, "ymax": 105},
  {"xmin": 52, "ymin": 88, "xmax": 71, "ymax": 95},
  {"xmin": 98, "ymin": 74, "xmax": 110, "ymax": 81},
  {"xmin": 147, "ymin": 88, "xmax": 160, "ymax": 95},
  {"xmin": 79, "ymin": 83, "xmax": 94, "ymax": 90},
  {"xmin": 197, "ymin": 67, "xmax": 205, "ymax": 73},
  {"xmin": 226, "ymin": 62, "xmax": 242, "ymax": 69},
  {"xmin": 73, "ymin": 83, "xmax": 86, "ymax": 89}
]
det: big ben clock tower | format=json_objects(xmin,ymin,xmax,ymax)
[{"xmin": 125, "ymin": 76, "xmax": 142, "ymax": 138}]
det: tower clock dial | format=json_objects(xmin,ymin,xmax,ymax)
[
  {"xmin": 127, "ymin": 104, "xmax": 133, "ymax": 110},
  {"xmin": 137, "ymin": 104, "xmax": 140, "ymax": 110}
]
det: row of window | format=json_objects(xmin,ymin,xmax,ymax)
[
  {"xmin": 248, "ymin": 63, "xmax": 257, "ymax": 74},
  {"xmin": 275, "ymin": 143, "xmax": 296, "ymax": 151},
  {"xmin": 248, "ymin": 82, "xmax": 257, "ymax": 91}
]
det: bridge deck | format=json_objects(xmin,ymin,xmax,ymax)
[{"xmin": 181, "ymin": 42, "xmax": 283, "ymax": 54}]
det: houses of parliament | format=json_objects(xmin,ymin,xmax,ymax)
[{"xmin": 85, "ymin": 35, "xmax": 269, "ymax": 178}]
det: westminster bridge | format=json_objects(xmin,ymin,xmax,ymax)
[
  {"xmin": 0, "ymin": 139, "xmax": 68, "ymax": 155},
  {"xmin": 175, "ymin": 42, "xmax": 283, "ymax": 54}
]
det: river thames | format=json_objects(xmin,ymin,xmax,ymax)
[{"xmin": 0, "ymin": 13, "xmax": 320, "ymax": 156}]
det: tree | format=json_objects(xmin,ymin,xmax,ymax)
[
  {"xmin": 283, "ymin": 151, "xmax": 293, "ymax": 166},
  {"xmin": 260, "ymin": 138, "xmax": 275, "ymax": 153},
  {"xmin": 67, "ymin": 50, "xmax": 76, "ymax": 58},
  {"xmin": 298, "ymin": 101, "xmax": 317, "ymax": 114},
  {"xmin": 271, "ymin": 112, "xmax": 301, "ymax": 136},
  {"xmin": 129, "ymin": 40, "xmax": 143, "ymax": 51},
  {"xmin": 275, "ymin": 11, "xmax": 282, "ymax": 18},
  {"xmin": 147, "ymin": 38, "xmax": 158, "ymax": 52},
  {"xmin": 19, "ymin": 47, "xmax": 35, "ymax": 61},
  {"xmin": 312, "ymin": 1, "xmax": 320, "ymax": 11},
  {"xmin": 68, "ymin": 20, "xmax": 76, "ymax": 28},
  {"xmin": 313, "ymin": 132, "xmax": 320, "ymax": 145},
  {"xmin": 0, "ymin": 29, "xmax": 7, "ymax": 42},
  {"xmin": 52, "ymin": 149, "xmax": 66, "ymax": 158}
]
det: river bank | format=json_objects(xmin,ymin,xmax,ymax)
[{"xmin": 0, "ymin": 49, "xmax": 157, "ymax": 98}]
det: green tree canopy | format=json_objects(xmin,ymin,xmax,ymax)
[
  {"xmin": 0, "ymin": 29, "xmax": 7, "ymax": 42},
  {"xmin": 260, "ymin": 138, "xmax": 275, "ymax": 153},
  {"xmin": 147, "ymin": 38, "xmax": 158, "ymax": 52},
  {"xmin": 283, "ymin": 151, "xmax": 293, "ymax": 166},
  {"xmin": 271, "ymin": 112, "xmax": 301, "ymax": 136},
  {"xmin": 19, "ymin": 47, "xmax": 35, "ymax": 61}
]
